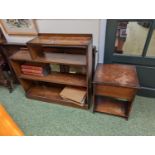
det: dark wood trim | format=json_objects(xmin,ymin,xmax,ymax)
[
  {"xmin": 137, "ymin": 86, "xmax": 155, "ymax": 98},
  {"xmin": 104, "ymin": 20, "xmax": 117, "ymax": 63},
  {"xmin": 112, "ymin": 55, "xmax": 155, "ymax": 66},
  {"xmin": 142, "ymin": 21, "xmax": 155, "ymax": 57}
]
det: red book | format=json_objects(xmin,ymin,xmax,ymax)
[
  {"xmin": 22, "ymin": 71, "xmax": 44, "ymax": 77},
  {"xmin": 21, "ymin": 65, "xmax": 43, "ymax": 71},
  {"xmin": 21, "ymin": 68, "xmax": 43, "ymax": 74}
]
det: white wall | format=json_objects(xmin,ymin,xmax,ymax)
[
  {"xmin": 99, "ymin": 20, "xmax": 106, "ymax": 63},
  {"xmin": 0, "ymin": 19, "xmax": 107, "ymax": 63},
  {"xmin": 37, "ymin": 20, "xmax": 100, "ymax": 47}
]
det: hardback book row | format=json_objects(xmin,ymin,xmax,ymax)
[
  {"xmin": 21, "ymin": 63, "xmax": 87, "ymax": 106},
  {"xmin": 21, "ymin": 63, "xmax": 50, "ymax": 76},
  {"xmin": 21, "ymin": 63, "xmax": 86, "ymax": 77}
]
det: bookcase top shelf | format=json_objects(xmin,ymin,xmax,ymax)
[
  {"xmin": 10, "ymin": 49, "xmax": 87, "ymax": 66},
  {"xmin": 27, "ymin": 33, "xmax": 92, "ymax": 46},
  {"xmin": 19, "ymin": 72, "xmax": 86, "ymax": 87},
  {"xmin": 94, "ymin": 64, "xmax": 140, "ymax": 89}
]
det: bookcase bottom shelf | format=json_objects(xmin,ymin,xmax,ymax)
[
  {"xmin": 95, "ymin": 96, "xmax": 128, "ymax": 118},
  {"xmin": 26, "ymin": 85, "xmax": 88, "ymax": 110}
]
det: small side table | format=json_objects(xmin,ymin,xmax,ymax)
[{"xmin": 92, "ymin": 64, "xmax": 140, "ymax": 120}]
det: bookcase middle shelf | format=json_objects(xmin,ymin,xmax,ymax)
[
  {"xmin": 10, "ymin": 49, "xmax": 86, "ymax": 66},
  {"xmin": 19, "ymin": 72, "xmax": 86, "ymax": 87}
]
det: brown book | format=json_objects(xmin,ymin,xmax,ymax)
[
  {"xmin": 60, "ymin": 87, "xmax": 86, "ymax": 105},
  {"xmin": 62, "ymin": 97, "xmax": 85, "ymax": 106}
]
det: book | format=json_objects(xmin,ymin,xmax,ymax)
[
  {"xmin": 21, "ymin": 63, "xmax": 51, "ymax": 76},
  {"xmin": 60, "ymin": 87, "xmax": 86, "ymax": 105},
  {"xmin": 21, "ymin": 68, "xmax": 43, "ymax": 74},
  {"xmin": 21, "ymin": 68, "xmax": 49, "ymax": 76},
  {"xmin": 21, "ymin": 63, "xmax": 51, "ymax": 71},
  {"xmin": 21, "ymin": 65, "xmax": 43, "ymax": 71},
  {"xmin": 69, "ymin": 66, "xmax": 86, "ymax": 74},
  {"xmin": 22, "ymin": 71, "xmax": 44, "ymax": 77},
  {"xmin": 50, "ymin": 64, "xmax": 60, "ymax": 72},
  {"xmin": 60, "ymin": 65, "xmax": 69, "ymax": 73},
  {"xmin": 62, "ymin": 97, "xmax": 85, "ymax": 106}
]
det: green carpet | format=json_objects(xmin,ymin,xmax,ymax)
[{"xmin": 0, "ymin": 85, "xmax": 155, "ymax": 136}]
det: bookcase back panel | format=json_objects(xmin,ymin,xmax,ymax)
[{"xmin": 43, "ymin": 47, "xmax": 86, "ymax": 55}]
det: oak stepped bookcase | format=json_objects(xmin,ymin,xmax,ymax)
[{"xmin": 10, "ymin": 34, "xmax": 93, "ymax": 109}]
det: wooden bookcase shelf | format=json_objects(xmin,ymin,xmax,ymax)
[
  {"xmin": 27, "ymin": 34, "xmax": 91, "ymax": 46},
  {"xmin": 19, "ymin": 72, "xmax": 86, "ymax": 87},
  {"xmin": 95, "ymin": 96, "xmax": 127, "ymax": 117},
  {"xmin": 35, "ymin": 52, "xmax": 86, "ymax": 66},
  {"xmin": 26, "ymin": 85, "xmax": 88, "ymax": 109},
  {"xmin": 10, "ymin": 34, "xmax": 93, "ymax": 109},
  {"xmin": 11, "ymin": 49, "xmax": 86, "ymax": 66}
]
